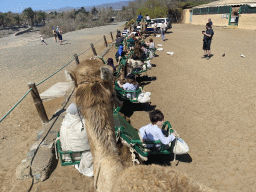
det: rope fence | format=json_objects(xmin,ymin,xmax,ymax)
[
  {"xmin": 0, "ymin": 29, "xmax": 118, "ymax": 123},
  {"xmin": 0, "ymin": 88, "xmax": 32, "ymax": 123}
]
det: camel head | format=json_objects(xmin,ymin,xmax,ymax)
[
  {"xmin": 68, "ymin": 58, "xmax": 114, "ymax": 111},
  {"xmin": 68, "ymin": 58, "xmax": 118, "ymax": 163}
]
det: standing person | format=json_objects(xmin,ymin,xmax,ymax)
[
  {"xmin": 153, "ymin": 21, "xmax": 157, "ymax": 37},
  {"xmin": 202, "ymin": 23, "xmax": 214, "ymax": 59},
  {"xmin": 208, "ymin": 18, "xmax": 213, "ymax": 27},
  {"xmin": 160, "ymin": 20, "xmax": 165, "ymax": 41},
  {"xmin": 39, "ymin": 35, "xmax": 47, "ymax": 45},
  {"xmin": 52, "ymin": 27, "xmax": 57, "ymax": 42},
  {"xmin": 56, "ymin": 26, "xmax": 60, "ymax": 42},
  {"xmin": 58, "ymin": 28, "xmax": 63, "ymax": 45}
]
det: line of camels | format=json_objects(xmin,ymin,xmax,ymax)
[{"xmin": 68, "ymin": 58, "xmax": 214, "ymax": 191}]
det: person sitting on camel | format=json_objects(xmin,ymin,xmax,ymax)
[
  {"xmin": 60, "ymin": 103, "xmax": 93, "ymax": 177},
  {"xmin": 139, "ymin": 109, "xmax": 177, "ymax": 149},
  {"xmin": 117, "ymin": 76, "xmax": 138, "ymax": 99}
]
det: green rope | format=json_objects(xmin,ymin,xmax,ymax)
[
  {"xmin": 96, "ymin": 55, "xmax": 107, "ymax": 64},
  {"xmin": 77, "ymin": 47, "xmax": 91, "ymax": 57},
  {"xmin": 0, "ymin": 30, "xmax": 118, "ymax": 123},
  {"xmin": 37, "ymin": 57, "xmax": 75, "ymax": 86},
  {"xmin": 0, "ymin": 88, "xmax": 32, "ymax": 123},
  {"xmin": 94, "ymin": 38, "xmax": 104, "ymax": 45}
]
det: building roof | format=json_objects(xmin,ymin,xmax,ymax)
[{"xmin": 193, "ymin": 0, "xmax": 256, "ymax": 9}]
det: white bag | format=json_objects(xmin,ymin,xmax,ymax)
[
  {"xmin": 146, "ymin": 60, "xmax": 152, "ymax": 70},
  {"xmin": 138, "ymin": 93, "xmax": 150, "ymax": 103},
  {"xmin": 144, "ymin": 92, "xmax": 151, "ymax": 97},
  {"xmin": 173, "ymin": 138, "xmax": 189, "ymax": 155},
  {"xmin": 148, "ymin": 51, "xmax": 154, "ymax": 60}
]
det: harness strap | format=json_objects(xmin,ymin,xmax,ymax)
[{"xmin": 130, "ymin": 148, "xmax": 140, "ymax": 166}]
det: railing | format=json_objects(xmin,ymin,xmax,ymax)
[{"xmin": 0, "ymin": 31, "xmax": 116, "ymax": 124}]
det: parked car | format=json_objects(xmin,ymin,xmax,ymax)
[{"xmin": 149, "ymin": 18, "xmax": 172, "ymax": 33}]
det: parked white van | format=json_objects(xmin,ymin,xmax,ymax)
[{"xmin": 149, "ymin": 18, "xmax": 172, "ymax": 33}]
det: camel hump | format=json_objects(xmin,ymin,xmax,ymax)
[{"xmin": 79, "ymin": 59, "xmax": 104, "ymax": 68}]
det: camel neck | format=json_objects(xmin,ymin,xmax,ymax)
[{"xmin": 83, "ymin": 104, "xmax": 124, "ymax": 191}]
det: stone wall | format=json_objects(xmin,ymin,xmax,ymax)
[
  {"xmin": 181, "ymin": 9, "xmax": 192, "ymax": 24},
  {"xmin": 238, "ymin": 13, "xmax": 256, "ymax": 30},
  {"xmin": 191, "ymin": 14, "xmax": 229, "ymax": 26},
  {"xmin": 190, "ymin": 12, "xmax": 256, "ymax": 29}
]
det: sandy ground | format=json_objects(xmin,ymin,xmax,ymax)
[
  {"xmin": 0, "ymin": 22, "xmax": 125, "ymax": 192},
  {"xmin": 1, "ymin": 23, "xmax": 256, "ymax": 191}
]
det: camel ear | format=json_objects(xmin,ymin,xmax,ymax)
[
  {"xmin": 67, "ymin": 71, "xmax": 78, "ymax": 87},
  {"xmin": 100, "ymin": 66, "xmax": 113, "ymax": 82}
]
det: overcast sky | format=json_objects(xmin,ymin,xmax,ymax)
[{"xmin": 0, "ymin": 0, "xmax": 127, "ymax": 13}]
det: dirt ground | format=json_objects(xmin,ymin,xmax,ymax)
[{"xmin": 1, "ymin": 23, "xmax": 256, "ymax": 191}]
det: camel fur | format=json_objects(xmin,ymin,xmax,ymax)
[
  {"xmin": 69, "ymin": 59, "xmax": 214, "ymax": 192},
  {"xmin": 127, "ymin": 58, "xmax": 144, "ymax": 74}
]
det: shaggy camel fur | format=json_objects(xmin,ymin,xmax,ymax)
[
  {"xmin": 127, "ymin": 58, "xmax": 144, "ymax": 74},
  {"xmin": 140, "ymin": 18, "xmax": 147, "ymax": 34},
  {"xmin": 69, "ymin": 59, "xmax": 214, "ymax": 192},
  {"xmin": 132, "ymin": 40, "xmax": 143, "ymax": 59}
]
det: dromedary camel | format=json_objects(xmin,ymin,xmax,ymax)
[{"xmin": 69, "ymin": 58, "xmax": 214, "ymax": 192}]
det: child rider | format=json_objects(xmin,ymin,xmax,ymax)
[{"xmin": 139, "ymin": 109, "xmax": 177, "ymax": 149}]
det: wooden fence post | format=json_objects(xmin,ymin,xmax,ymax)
[
  {"xmin": 90, "ymin": 43, "xmax": 97, "ymax": 56},
  {"xmin": 28, "ymin": 82, "xmax": 49, "ymax": 124},
  {"xmin": 103, "ymin": 35, "xmax": 108, "ymax": 47},
  {"xmin": 110, "ymin": 32, "xmax": 114, "ymax": 41},
  {"xmin": 74, "ymin": 54, "xmax": 80, "ymax": 65}
]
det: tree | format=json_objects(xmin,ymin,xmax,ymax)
[
  {"xmin": 0, "ymin": 12, "xmax": 7, "ymax": 28},
  {"xmin": 91, "ymin": 7, "xmax": 98, "ymax": 15},
  {"xmin": 5, "ymin": 15, "xmax": 12, "ymax": 27},
  {"xmin": 23, "ymin": 7, "xmax": 35, "ymax": 26},
  {"xmin": 13, "ymin": 14, "xmax": 22, "ymax": 26},
  {"xmin": 36, "ymin": 11, "xmax": 46, "ymax": 25},
  {"xmin": 77, "ymin": 7, "xmax": 89, "ymax": 15},
  {"xmin": 65, "ymin": 10, "xmax": 76, "ymax": 20}
]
